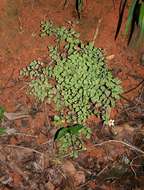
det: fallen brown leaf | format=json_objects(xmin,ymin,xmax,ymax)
[
  {"xmin": 45, "ymin": 181, "xmax": 55, "ymax": 190},
  {"xmin": 62, "ymin": 160, "xmax": 76, "ymax": 176},
  {"xmin": 62, "ymin": 160, "xmax": 85, "ymax": 186},
  {"xmin": 73, "ymin": 170, "xmax": 85, "ymax": 186}
]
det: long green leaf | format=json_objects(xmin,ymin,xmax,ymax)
[
  {"xmin": 115, "ymin": 0, "xmax": 127, "ymax": 40},
  {"xmin": 139, "ymin": 2, "xmax": 144, "ymax": 33},
  {"xmin": 139, "ymin": 17, "xmax": 144, "ymax": 41},
  {"xmin": 54, "ymin": 124, "xmax": 84, "ymax": 140},
  {"xmin": 125, "ymin": 0, "xmax": 137, "ymax": 34},
  {"xmin": 54, "ymin": 127, "xmax": 68, "ymax": 140},
  {"xmin": 67, "ymin": 124, "xmax": 84, "ymax": 135}
]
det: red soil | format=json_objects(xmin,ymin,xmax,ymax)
[{"xmin": 0, "ymin": 0, "xmax": 144, "ymax": 189}]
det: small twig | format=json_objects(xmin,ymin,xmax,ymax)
[
  {"xmin": 4, "ymin": 112, "xmax": 29, "ymax": 120},
  {"xmin": 88, "ymin": 140, "xmax": 144, "ymax": 155},
  {"xmin": 13, "ymin": 133, "xmax": 38, "ymax": 138},
  {"xmin": 129, "ymin": 155, "xmax": 144, "ymax": 176},
  {"xmin": 57, "ymin": 167, "xmax": 67, "ymax": 179},
  {"xmin": 0, "ymin": 80, "xmax": 26, "ymax": 91},
  {"xmin": 6, "ymin": 144, "xmax": 44, "ymax": 155},
  {"xmin": 92, "ymin": 18, "xmax": 102, "ymax": 46},
  {"xmin": 75, "ymin": 162, "xmax": 92, "ymax": 175},
  {"xmin": 129, "ymin": 156, "xmax": 137, "ymax": 176},
  {"xmin": 120, "ymin": 95, "xmax": 135, "ymax": 105},
  {"xmin": 40, "ymin": 154, "xmax": 45, "ymax": 170},
  {"xmin": 123, "ymin": 79, "xmax": 144, "ymax": 94},
  {"xmin": 18, "ymin": 16, "xmax": 24, "ymax": 33},
  {"xmin": 96, "ymin": 165, "xmax": 109, "ymax": 177},
  {"xmin": 0, "ymin": 128, "xmax": 37, "ymax": 138}
]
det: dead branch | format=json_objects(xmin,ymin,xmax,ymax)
[{"xmin": 88, "ymin": 140, "xmax": 144, "ymax": 155}]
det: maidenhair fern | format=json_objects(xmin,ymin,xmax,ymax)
[{"xmin": 20, "ymin": 21, "xmax": 123, "ymax": 124}]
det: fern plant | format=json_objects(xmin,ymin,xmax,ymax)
[
  {"xmin": 21, "ymin": 21, "xmax": 123, "ymax": 124},
  {"xmin": 54, "ymin": 124, "xmax": 91, "ymax": 158}
]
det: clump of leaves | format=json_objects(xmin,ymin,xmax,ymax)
[
  {"xmin": 54, "ymin": 124, "xmax": 91, "ymax": 158},
  {"xmin": 21, "ymin": 21, "xmax": 123, "ymax": 124},
  {"xmin": 52, "ymin": 115, "xmax": 65, "ymax": 127},
  {"xmin": 40, "ymin": 20, "xmax": 80, "ymax": 43},
  {"xmin": 20, "ymin": 60, "xmax": 54, "ymax": 102}
]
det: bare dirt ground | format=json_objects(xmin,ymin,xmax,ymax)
[{"xmin": 0, "ymin": 0, "xmax": 144, "ymax": 189}]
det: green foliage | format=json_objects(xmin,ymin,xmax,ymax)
[
  {"xmin": 53, "ymin": 115, "xmax": 62, "ymax": 122},
  {"xmin": 0, "ymin": 106, "xmax": 6, "ymax": 136},
  {"xmin": 0, "ymin": 106, "xmax": 5, "ymax": 122},
  {"xmin": 125, "ymin": 0, "xmax": 137, "ymax": 34},
  {"xmin": 52, "ymin": 42, "xmax": 121, "ymax": 123},
  {"xmin": 55, "ymin": 124, "xmax": 84, "ymax": 140},
  {"xmin": 29, "ymin": 78, "xmax": 53, "ymax": 102},
  {"xmin": 40, "ymin": 21, "xmax": 80, "ymax": 42},
  {"xmin": 52, "ymin": 115, "xmax": 65, "ymax": 127},
  {"xmin": 20, "ymin": 21, "xmax": 123, "ymax": 124},
  {"xmin": 54, "ymin": 124, "xmax": 92, "ymax": 158},
  {"xmin": 0, "ymin": 128, "xmax": 6, "ymax": 135},
  {"xmin": 40, "ymin": 21, "xmax": 56, "ymax": 37},
  {"xmin": 20, "ymin": 60, "xmax": 54, "ymax": 102},
  {"xmin": 115, "ymin": 0, "xmax": 144, "ymax": 44}
]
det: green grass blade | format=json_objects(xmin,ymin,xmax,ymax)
[
  {"xmin": 68, "ymin": 124, "xmax": 84, "ymax": 135},
  {"xmin": 54, "ymin": 127, "xmax": 68, "ymax": 140},
  {"xmin": 139, "ymin": 2, "xmax": 144, "ymax": 32},
  {"xmin": 139, "ymin": 16, "xmax": 144, "ymax": 41},
  {"xmin": 76, "ymin": 0, "xmax": 83, "ymax": 19},
  {"xmin": 125, "ymin": 0, "xmax": 137, "ymax": 34},
  {"xmin": 115, "ymin": 0, "xmax": 127, "ymax": 40},
  {"xmin": 0, "ymin": 106, "xmax": 5, "ymax": 121}
]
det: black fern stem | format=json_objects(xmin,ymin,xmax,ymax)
[
  {"xmin": 115, "ymin": 0, "xmax": 127, "ymax": 40},
  {"xmin": 76, "ymin": 0, "xmax": 82, "ymax": 19}
]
